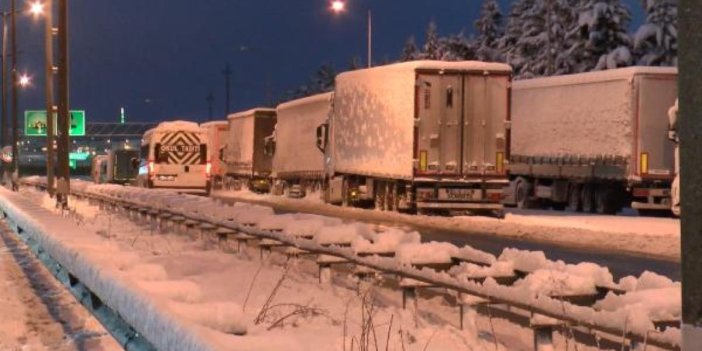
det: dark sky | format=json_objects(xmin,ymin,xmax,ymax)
[{"xmin": 12, "ymin": 0, "xmax": 645, "ymax": 124}]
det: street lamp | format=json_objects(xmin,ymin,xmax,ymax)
[
  {"xmin": 329, "ymin": 0, "xmax": 372, "ymax": 68},
  {"xmin": 29, "ymin": 1, "xmax": 44, "ymax": 17},
  {"xmin": 18, "ymin": 73, "xmax": 29, "ymax": 87}
]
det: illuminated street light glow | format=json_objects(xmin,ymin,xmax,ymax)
[
  {"xmin": 19, "ymin": 74, "xmax": 31, "ymax": 87},
  {"xmin": 330, "ymin": 0, "xmax": 345, "ymax": 13},
  {"xmin": 29, "ymin": 1, "xmax": 45, "ymax": 16}
]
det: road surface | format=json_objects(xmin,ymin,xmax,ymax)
[
  {"xmin": 0, "ymin": 221, "xmax": 121, "ymax": 351},
  {"xmin": 213, "ymin": 193, "xmax": 680, "ymax": 281}
]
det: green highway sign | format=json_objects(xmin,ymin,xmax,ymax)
[{"xmin": 24, "ymin": 110, "xmax": 86, "ymax": 137}]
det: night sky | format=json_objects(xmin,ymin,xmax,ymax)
[{"xmin": 12, "ymin": 0, "xmax": 645, "ymax": 124}]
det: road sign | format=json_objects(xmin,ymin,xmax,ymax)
[{"xmin": 24, "ymin": 110, "xmax": 86, "ymax": 137}]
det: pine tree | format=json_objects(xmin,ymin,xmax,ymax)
[
  {"xmin": 348, "ymin": 56, "xmax": 363, "ymax": 70},
  {"xmin": 422, "ymin": 21, "xmax": 442, "ymax": 60},
  {"xmin": 634, "ymin": 0, "xmax": 677, "ymax": 66},
  {"xmin": 499, "ymin": 0, "xmax": 533, "ymax": 76},
  {"xmin": 285, "ymin": 63, "xmax": 336, "ymax": 100},
  {"xmin": 439, "ymin": 34, "xmax": 477, "ymax": 61},
  {"xmin": 400, "ymin": 36, "xmax": 419, "ymax": 62},
  {"xmin": 475, "ymin": 0, "xmax": 503, "ymax": 62},
  {"xmin": 568, "ymin": 0, "xmax": 633, "ymax": 71}
]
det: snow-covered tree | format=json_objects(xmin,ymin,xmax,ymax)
[
  {"xmin": 348, "ymin": 56, "xmax": 363, "ymax": 70},
  {"xmin": 567, "ymin": 0, "xmax": 633, "ymax": 71},
  {"xmin": 285, "ymin": 63, "xmax": 336, "ymax": 100},
  {"xmin": 500, "ymin": 0, "xmax": 576, "ymax": 78},
  {"xmin": 421, "ymin": 21, "xmax": 443, "ymax": 60},
  {"xmin": 400, "ymin": 36, "xmax": 419, "ymax": 62},
  {"xmin": 499, "ymin": 0, "xmax": 532, "ymax": 74},
  {"xmin": 439, "ymin": 33, "xmax": 477, "ymax": 61},
  {"xmin": 633, "ymin": 0, "xmax": 677, "ymax": 66},
  {"xmin": 474, "ymin": 0, "xmax": 503, "ymax": 62}
]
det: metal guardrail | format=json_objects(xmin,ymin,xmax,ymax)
[{"xmin": 23, "ymin": 179, "xmax": 681, "ymax": 351}]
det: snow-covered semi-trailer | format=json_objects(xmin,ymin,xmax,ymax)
[
  {"xmin": 503, "ymin": 67, "xmax": 678, "ymax": 215},
  {"xmin": 136, "ymin": 121, "xmax": 211, "ymax": 194},
  {"xmin": 318, "ymin": 61, "xmax": 512, "ymax": 214},
  {"xmin": 201, "ymin": 120, "xmax": 229, "ymax": 190},
  {"xmin": 271, "ymin": 92, "xmax": 331, "ymax": 198},
  {"xmin": 224, "ymin": 108, "xmax": 276, "ymax": 193}
]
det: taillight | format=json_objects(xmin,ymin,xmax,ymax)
[
  {"xmin": 633, "ymin": 188, "xmax": 650, "ymax": 198},
  {"xmin": 640, "ymin": 152, "xmax": 649, "ymax": 175},
  {"xmin": 496, "ymin": 152, "xmax": 505, "ymax": 173},
  {"xmin": 205, "ymin": 161, "xmax": 212, "ymax": 177}
]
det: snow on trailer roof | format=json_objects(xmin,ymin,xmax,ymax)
[
  {"xmin": 513, "ymin": 66, "xmax": 678, "ymax": 90},
  {"xmin": 227, "ymin": 107, "xmax": 276, "ymax": 120},
  {"xmin": 276, "ymin": 92, "xmax": 333, "ymax": 111},
  {"xmin": 336, "ymin": 60, "xmax": 512, "ymax": 81},
  {"xmin": 154, "ymin": 120, "xmax": 202, "ymax": 132},
  {"xmin": 200, "ymin": 120, "xmax": 228, "ymax": 128}
]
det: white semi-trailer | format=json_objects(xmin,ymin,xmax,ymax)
[
  {"xmin": 201, "ymin": 120, "xmax": 229, "ymax": 190},
  {"xmin": 503, "ymin": 67, "xmax": 678, "ymax": 215},
  {"xmin": 136, "ymin": 121, "xmax": 211, "ymax": 194},
  {"xmin": 224, "ymin": 108, "xmax": 276, "ymax": 193},
  {"xmin": 271, "ymin": 92, "xmax": 331, "ymax": 198},
  {"xmin": 317, "ymin": 60, "xmax": 512, "ymax": 214}
]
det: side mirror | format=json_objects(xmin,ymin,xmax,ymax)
[{"xmin": 316, "ymin": 123, "xmax": 328, "ymax": 153}]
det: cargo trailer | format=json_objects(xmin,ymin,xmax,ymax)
[
  {"xmin": 201, "ymin": 120, "xmax": 229, "ymax": 190},
  {"xmin": 224, "ymin": 108, "xmax": 276, "ymax": 193},
  {"xmin": 502, "ymin": 67, "xmax": 678, "ymax": 215},
  {"xmin": 108, "ymin": 149, "xmax": 140, "ymax": 184},
  {"xmin": 271, "ymin": 92, "xmax": 331, "ymax": 198},
  {"xmin": 317, "ymin": 60, "xmax": 512, "ymax": 214}
]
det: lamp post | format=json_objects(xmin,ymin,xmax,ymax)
[
  {"xmin": 330, "ymin": 0, "xmax": 372, "ymax": 68},
  {"xmin": 42, "ymin": 0, "xmax": 55, "ymax": 197},
  {"xmin": 55, "ymin": 0, "xmax": 69, "ymax": 208}
]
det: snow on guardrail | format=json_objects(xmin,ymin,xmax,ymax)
[{"xmin": 22, "ymin": 177, "xmax": 683, "ymax": 350}]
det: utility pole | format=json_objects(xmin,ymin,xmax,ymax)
[
  {"xmin": 55, "ymin": 0, "xmax": 69, "ymax": 208},
  {"xmin": 222, "ymin": 63, "xmax": 231, "ymax": 117},
  {"xmin": 0, "ymin": 12, "xmax": 7, "ymax": 183},
  {"xmin": 680, "ymin": 0, "xmax": 702, "ymax": 348},
  {"xmin": 9, "ymin": 0, "xmax": 18, "ymax": 191},
  {"xmin": 44, "ymin": 0, "xmax": 55, "ymax": 197},
  {"xmin": 206, "ymin": 90, "xmax": 214, "ymax": 121},
  {"xmin": 367, "ymin": 10, "xmax": 372, "ymax": 68}
]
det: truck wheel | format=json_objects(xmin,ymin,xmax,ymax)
[
  {"xmin": 341, "ymin": 178, "xmax": 349, "ymax": 207},
  {"xmin": 595, "ymin": 186, "xmax": 618, "ymax": 215},
  {"xmin": 374, "ymin": 182, "xmax": 385, "ymax": 210},
  {"xmin": 515, "ymin": 180, "xmax": 529, "ymax": 209},
  {"xmin": 567, "ymin": 184, "xmax": 582, "ymax": 212},
  {"xmin": 581, "ymin": 185, "xmax": 595, "ymax": 213}
]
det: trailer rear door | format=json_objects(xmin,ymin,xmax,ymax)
[
  {"xmin": 416, "ymin": 73, "xmax": 463, "ymax": 175},
  {"xmin": 636, "ymin": 75, "xmax": 677, "ymax": 178},
  {"xmin": 462, "ymin": 74, "xmax": 509, "ymax": 176}
]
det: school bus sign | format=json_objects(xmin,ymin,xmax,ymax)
[{"xmin": 24, "ymin": 110, "xmax": 86, "ymax": 137}]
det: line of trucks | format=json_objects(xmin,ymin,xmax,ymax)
[{"xmin": 101, "ymin": 61, "xmax": 678, "ymax": 216}]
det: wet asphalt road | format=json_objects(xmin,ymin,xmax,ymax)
[{"xmin": 213, "ymin": 195, "xmax": 679, "ymax": 281}]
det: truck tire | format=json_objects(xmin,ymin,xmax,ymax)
[
  {"xmin": 595, "ymin": 186, "xmax": 618, "ymax": 215},
  {"xmin": 374, "ymin": 181, "xmax": 386, "ymax": 211},
  {"xmin": 567, "ymin": 184, "xmax": 582, "ymax": 212},
  {"xmin": 515, "ymin": 179, "xmax": 529, "ymax": 210},
  {"xmin": 581, "ymin": 185, "xmax": 595, "ymax": 213},
  {"xmin": 341, "ymin": 177, "xmax": 350, "ymax": 207}
]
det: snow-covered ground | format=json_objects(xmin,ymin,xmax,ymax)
[
  {"xmin": 213, "ymin": 190, "xmax": 681, "ymax": 262},
  {"xmin": 9, "ymin": 185, "xmax": 661, "ymax": 350},
  {"xmin": 0, "ymin": 220, "xmax": 120, "ymax": 351}
]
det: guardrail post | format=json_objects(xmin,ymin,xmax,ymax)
[
  {"xmin": 319, "ymin": 263, "xmax": 331, "ymax": 284},
  {"xmin": 531, "ymin": 314, "xmax": 558, "ymax": 351}
]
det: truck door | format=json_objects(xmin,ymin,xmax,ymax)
[
  {"xmin": 416, "ymin": 73, "xmax": 463, "ymax": 175},
  {"xmin": 462, "ymin": 74, "xmax": 509, "ymax": 176},
  {"xmin": 637, "ymin": 75, "xmax": 677, "ymax": 178}
]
